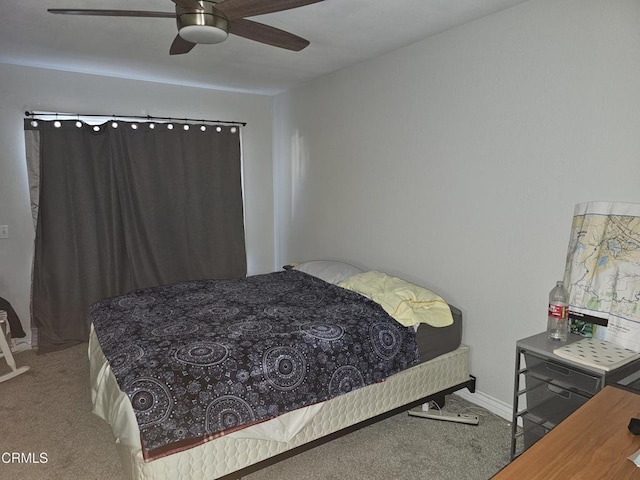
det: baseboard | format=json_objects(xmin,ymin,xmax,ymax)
[
  {"xmin": 0, "ymin": 319, "xmax": 33, "ymax": 354},
  {"xmin": 11, "ymin": 340, "xmax": 32, "ymax": 353},
  {"xmin": 454, "ymin": 388, "xmax": 512, "ymax": 422}
]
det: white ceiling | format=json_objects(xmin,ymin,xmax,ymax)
[{"xmin": 0, "ymin": 0, "xmax": 529, "ymax": 96}]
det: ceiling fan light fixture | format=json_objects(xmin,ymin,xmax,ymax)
[
  {"xmin": 179, "ymin": 24, "xmax": 228, "ymax": 44},
  {"xmin": 177, "ymin": 7, "xmax": 229, "ymax": 44}
]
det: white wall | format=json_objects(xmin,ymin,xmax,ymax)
[
  {"xmin": 0, "ymin": 64, "xmax": 275, "ymax": 344},
  {"xmin": 273, "ymin": 0, "xmax": 640, "ymax": 408}
]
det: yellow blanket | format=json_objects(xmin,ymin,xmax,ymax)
[{"xmin": 339, "ymin": 271, "xmax": 453, "ymax": 328}]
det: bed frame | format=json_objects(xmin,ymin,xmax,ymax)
[{"xmin": 220, "ymin": 374, "xmax": 476, "ymax": 479}]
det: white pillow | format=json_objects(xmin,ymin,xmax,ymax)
[{"xmin": 292, "ymin": 260, "xmax": 363, "ymax": 285}]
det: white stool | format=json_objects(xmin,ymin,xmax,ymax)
[{"xmin": 0, "ymin": 311, "xmax": 30, "ymax": 383}]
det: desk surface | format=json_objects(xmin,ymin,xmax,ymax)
[{"xmin": 494, "ymin": 386, "xmax": 640, "ymax": 479}]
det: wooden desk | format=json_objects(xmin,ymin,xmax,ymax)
[{"xmin": 494, "ymin": 386, "xmax": 640, "ymax": 479}]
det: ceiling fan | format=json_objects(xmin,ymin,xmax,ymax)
[{"xmin": 48, "ymin": 0, "xmax": 324, "ymax": 54}]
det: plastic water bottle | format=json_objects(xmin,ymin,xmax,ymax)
[{"xmin": 548, "ymin": 281, "xmax": 568, "ymax": 341}]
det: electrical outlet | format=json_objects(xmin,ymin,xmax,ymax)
[{"xmin": 0, "ymin": 225, "xmax": 8, "ymax": 239}]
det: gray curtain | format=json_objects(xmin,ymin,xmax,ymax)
[{"xmin": 24, "ymin": 119, "xmax": 246, "ymax": 352}]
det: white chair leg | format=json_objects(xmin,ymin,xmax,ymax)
[
  {"xmin": 0, "ymin": 366, "xmax": 30, "ymax": 383},
  {"xmin": 0, "ymin": 318, "xmax": 30, "ymax": 383}
]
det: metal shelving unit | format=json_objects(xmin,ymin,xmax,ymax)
[{"xmin": 510, "ymin": 332, "xmax": 640, "ymax": 460}]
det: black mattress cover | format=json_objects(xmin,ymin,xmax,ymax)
[{"xmin": 415, "ymin": 304, "xmax": 462, "ymax": 364}]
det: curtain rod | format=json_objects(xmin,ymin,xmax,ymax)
[{"xmin": 25, "ymin": 110, "xmax": 247, "ymax": 127}]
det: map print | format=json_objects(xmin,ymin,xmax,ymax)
[{"xmin": 563, "ymin": 202, "xmax": 640, "ymax": 351}]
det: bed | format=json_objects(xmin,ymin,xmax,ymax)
[{"xmin": 89, "ymin": 261, "xmax": 475, "ymax": 480}]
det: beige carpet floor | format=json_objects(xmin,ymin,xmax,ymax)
[{"xmin": 0, "ymin": 344, "xmax": 512, "ymax": 480}]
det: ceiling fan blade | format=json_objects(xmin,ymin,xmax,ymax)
[
  {"xmin": 170, "ymin": 0, "xmax": 204, "ymax": 10},
  {"xmin": 48, "ymin": 9, "xmax": 175, "ymax": 18},
  {"xmin": 216, "ymin": 0, "xmax": 324, "ymax": 20},
  {"xmin": 229, "ymin": 18, "xmax": 309, "ymax": 51},
  {"xmin": 170, "ymin": 35, "xmax": 197, "ymax": 55}
]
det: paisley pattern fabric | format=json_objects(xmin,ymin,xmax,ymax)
[{"xmin": 90, "ymin": 270, "xmax": 419, "ymax": 459}]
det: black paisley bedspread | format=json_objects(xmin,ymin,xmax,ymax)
[{"xmin": 90, "ymin": 269, "xmax": 419, "ymax": 460}]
